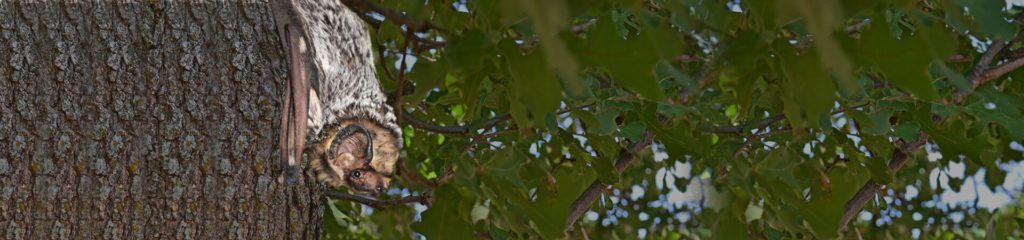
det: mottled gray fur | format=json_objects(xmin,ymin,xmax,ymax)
[{"xmin": 293, "ymin": 0, "xmax": 402, "ymax": 147}]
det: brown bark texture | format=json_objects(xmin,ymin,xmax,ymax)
[{"xmin": 0, "ymin": 1, "xmax": 327, "ymax": 239}]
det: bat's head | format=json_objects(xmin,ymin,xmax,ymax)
[
  {"xmin": 310, "ymin": 120, "xmax": 399, "ymax": 196},
  {"xmin": 313, "ymin": 152, "xmax": 389, "ymax": 196}
]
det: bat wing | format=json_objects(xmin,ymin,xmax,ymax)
[{"xmin": 271, "ymin": 0, "xmax": 313, "ymax": 185}]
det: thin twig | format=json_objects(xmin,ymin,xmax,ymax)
[
  {"xmin": 325, "ymin": 189, "xmax": 432, "ymax": 209},
  {"xmin": 462, "ymin": 128, "xmax": 517, "ymax": 155},
  {"xmin": 395, "ymin": 30, "xmax": 412, "ymax": 125},
  {"xmin": 401, "ymin": 111, "xmax": 472, "ymax": 134},
  {"xmin": 340, "ymin": 0, "xmax": 450, "ymax": 34},
  {"xmin": 548, "ymin": 156, "xmax": 573, "ymax": 176},
  {"xmin": 434, "ymin": 164, "xmax": 455, "ymax": 186},
  {"xmin": 733, "ymin": 127, "xmax": 765, "ymax": 158},
  {"xmin": 843, "ymin": 19, "xmax": 872, "ymax": 33},
  {"xmin": 672, "ymin": 54, "xmax": 698, "ymax": 64},
  {"xmin": 1001, "ymin": 48, "xmax": 1024, "ymax": 61},
  {"xmin": 340, "ymin": 0, "xmax": 448, "ymax": 48},
  {"xmin": 523, "ymin": 19, "xmax": 599, "ymax": 46},
  {"xmin": 945, "ymin": 54, "xmax": 972, "ymax": 64},
  {"xmin": 733, "ymin": 127, "xmax": 791, "ymax": 158},
  {"xmin": 403, "ymin": 104, "xmax": 591, "ymax": 135},
  {"xmin": 702, "ymin": 103, "xmax": 868, "ymax": 135},
  {"xmin": 397, "ymin": 163, "xmax": 437, "ymax": 188},
  {"xmin": 570, "ymin": 19, "xmax": 598, "ymax": 33},
  {"xmin": 378, "ymin": 45, "xmax": 399, "ymax": 82}
]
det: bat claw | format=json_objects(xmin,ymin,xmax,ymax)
[{"xmin": 283, "ymin": 165, "xmax": 300, "ymax": 185}]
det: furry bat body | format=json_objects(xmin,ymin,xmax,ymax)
[{"xmin": 272, "ymin": 0, "xmax": 402, "ymax": 194}]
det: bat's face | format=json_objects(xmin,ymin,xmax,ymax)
[
  {"xmin": 311, "ymin": 121, "xmax": 399, "ymax": 197},
  {"xmin": 345, "ymin": 168, "xmax": 391, "ymax": 196},
  {"xmin": 323, "ymin": 152, "xmax": 391, "ymax": 196}
]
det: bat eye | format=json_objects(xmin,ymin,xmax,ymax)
[
  {"xmin": 376, "ymin": 187, "xmax": 384, "ymax": 193},
  {"xmin": 351, "ymin": 170, "xmax": 362, "ymax": 178}
]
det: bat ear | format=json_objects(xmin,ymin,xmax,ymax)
[
  {"xmin": 368, "ymin": 127, "xmax": 400, "ymax": 176},
  {"xmin": 327, "ymin": 123, "xmax": 374, "ymax": 165}
]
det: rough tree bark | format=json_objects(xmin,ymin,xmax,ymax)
[{"xmin": 0, "ymin": 1, "xmax": 331, "ymax": 239}]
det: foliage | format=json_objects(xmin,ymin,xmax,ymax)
[{"xmin": 326, "ymin": 0, "xmax": 1024, "ymax": 239}]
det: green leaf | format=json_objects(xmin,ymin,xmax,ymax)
[
  {"xmin": 322, "ymin": 199, "xmax": 348, "ymax": 238},
  {"xmin": 656, "ymin": 59, "xmax": 695, "ymax": 92},
  {"xmin": 724, "ymin": 104, "xmax": 739, "ymax": 122},
  {"xmin": 971, "ymin": 87, "xmax": 1024, "ymax": 140},
  {"xmin": 656, "ymin": 120, "xmax": 697, "ymax": 160},
  {"xmin": 851, "ymin": 17, "xmax": 958, "ymax": 101},
  {"xmin": 711, "ymin": 207, "xmax": 748, "ymax": 240},
  {"xmin": 953, "ymin": 0, "xmax": 1018, "ymax": 40},
  {"xmin": 783, "ymin": 0, "xmax": 859, "ymax": 97},
  {"xmin": 585, "ymin": 15, "xmax": 681, "ymax": 101},
  {"xmin": 893, "ymin": 122, "xmax": 921, "ymax": 142},
  {"xmin": 370, "ymin": 206, "xmax": 416, "ymax": 240},
  {"xmin": 502, "ymin": 40, "xmax": 564, "ymax": 124},
  {"xmin": 586, "ymin": 134, "xmax": 621, "ymax": 159},
  {"xmin": 527, "ymin": 164, "xmax": 596, "ymax": 239},
  {"xmin": 927, "ymin": 119, "xmax": 993, "ymax": 163},
  {"xmin": 800, "ymin": 167, "xmax": 871, "ymax": 239},
  {"xmin": 407, "ymin": 59, "xmax": 448, "ymax": 104},
  {"xmin": 575, "ymin": 108, "xmax": 620, "ymax": 135},
  {"xmin": 508, "ymin": 89, "xmax": 532, "ymax": 131},
  {"xmin": 934, "ymin": 61, "xmax": 971, "ymax": 91},
  {"xmin": 619, "ymin": 121, "xmax": 645, "ymax": 142},
  {"xmin": 776, "ymin": 42, "xmax": 837, "ymax": 131},
  {"xmin": 446, "ymin": 30, "xmax": 494, "ymax": 74},
  {"xmin": 573, "ymin": 144, "xmax": 618, "ymax": 184},
  {"xmin": 484, "ymin": 148, "xmax": 529, "ymax": 189},
  {"xmin": 864, "ymin": 147, "xmax": 894, "ymax": 185},
  {"xmin": 509, "ymin": 0, "xmax": 583, "ymax": 94},
  {"xmin": 412, "ymin": 185, "xmax": 476, "ymax": 240},
  {"xmin": 755, "ymin": 149, "xmax": 803, "ymax": 190}
]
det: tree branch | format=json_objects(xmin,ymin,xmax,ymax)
[
  {"xmin": 838, "ymin": 40, "xmax": 1024, "ymax": 233},
  {"xmin": 463, "ymin": 128, "xmax": 518, "ymax": 155},
  {"xmin": 838, "ymin": 133, "xmax": 927, "ymax": 232},
  {"xmin": 966, "ymin": 39, "xmax": 1008, "ymax": 88},
  {"xmin": 340, "ymin": 0, "xmax": 448, "ymax": 48},
  {"xmin": 701, "ymin": 103, "xmax": 867, "ymax": 135},
  {"xmin": 843, "ymin": 19, "xmax": 872, "ymax": 33},
  {"xmin": 570, "ymin": 19, "xmax": 598, "ymax": 34},
  {"xmin": 733, "ymin": 127, "xmax": 791, "ymax": 157},
  {"xmin": 325, "ymin": 189, "xmax": 432, "ymax": 209},
  {"xmin": 394, "ymin": 30, "xmax": 413, "ymax": 125},
  {"xmin": 402, "ymin": 104, "xmax": 590, "ymax": 135},
  {"xmin": 401, "ymin": 110, "xmax": 473, "ymax": 134},
  {"xmin": 565, "ymin": 128, "xmax": 658, "ymax": 231},
  {"xmin": 341, "ymin": 0, "xmax": 449, "ymax": 34},
  {"xmin": 974, "ymin": 55, "xmax": 1024, "ymax": 88},
  {"xmin": 396, "ymin": 162, "xmax": 436, "ymax": 189},
  {"xmin": 564, "ymin": 52, "xmax": 717, "ymax": 232}
]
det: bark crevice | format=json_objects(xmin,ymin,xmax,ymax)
[{"xmin": 0, "ymin": 1, "xmax": 323, "ymax": 239}]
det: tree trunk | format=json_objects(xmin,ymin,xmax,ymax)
[{"xmin": 0, "ymin": 1, "xmax": 326, "ymax": 239}]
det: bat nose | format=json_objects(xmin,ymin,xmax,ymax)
[{"xmin": 359, "ymin": 183, "xmax": 375, "ymax": 192}]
